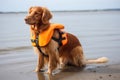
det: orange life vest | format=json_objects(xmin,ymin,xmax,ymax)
[{"xmin": 30, "ymin": 23, "xmax": 68, "ymax": 47}]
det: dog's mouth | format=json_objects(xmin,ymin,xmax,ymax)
[
  {"xmin": 25, "ymin": 21, "xmax": 33, "ymax": 25},
  {"xmin": 24, "ymin": 17, "xmax": 36, "ymax": 25}
]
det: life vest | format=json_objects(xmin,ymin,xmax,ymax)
[{"xmin": 30, "ymin": 23, "xmax": 68, "ymax": 47}]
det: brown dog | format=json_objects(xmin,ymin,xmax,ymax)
[{"xmin": 24, "ymin": 6, "xmax": 108, "ymax": 74}]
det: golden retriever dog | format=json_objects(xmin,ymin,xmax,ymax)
[{"xmin": 24, "ymin": 6, "xmax": 108, "ymax": 74}]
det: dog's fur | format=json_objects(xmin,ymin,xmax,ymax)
[{"xmin": 24, "ymin": 6, "xmax": 108, "ymax": 74}]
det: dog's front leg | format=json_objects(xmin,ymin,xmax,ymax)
[
  {"xmin": 47, "ymin": 50, "xmax": 59, "ymax": 74},
  {"xmin": 45, "ymin": 39, "xmax": 59, "ymax": 74},
  {"xmin": 35, "ymin": 53, "xmax": 44, "ymax": 72},
  {"xmin": 33, "ymin": 47, "xmax": 44, "ymax": 72}
]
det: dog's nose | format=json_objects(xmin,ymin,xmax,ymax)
[{"xmin": 24, "ymin": 18, "xmax": 28, "ymax": 21}]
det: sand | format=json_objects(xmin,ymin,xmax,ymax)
[{"xmin": 0, "ymin": 48, "xmax": 120, "ymax": 80}]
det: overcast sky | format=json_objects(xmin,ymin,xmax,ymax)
[{"xmin": 0, "ymin": 0, "xmax": 120, "ymax": 12}]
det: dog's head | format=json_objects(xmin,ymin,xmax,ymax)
[{"xmin": 24, "ymin": 6, "xmax": 52, "ymax": 25}]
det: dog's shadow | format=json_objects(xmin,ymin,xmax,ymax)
[{"xmin": 36, "ymin": 66, "xmax": 85, "ymax": 80}]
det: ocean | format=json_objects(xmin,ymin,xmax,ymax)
[{"xmin": 1, "ymin": 11, "xmax": 120, "ymax": 57}]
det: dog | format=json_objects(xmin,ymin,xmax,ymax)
[{"xmin": 24, "ymin": 6, "xmax": 108, "ymax": 74}]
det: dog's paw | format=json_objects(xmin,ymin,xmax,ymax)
[
  {"xmin": 59, "ymin": 63, "xmax": 65, "ymax": 70},
  {"xmin": 34, "ymin": 68, "xmax": 39, "ymax": 72},
  {"xmin": 34, "ymin": 68, "xmax": 45, "ymax": 72},
  {"xmin": 46, "ymin": 70, "xmax": 52, "ymax": 74}
]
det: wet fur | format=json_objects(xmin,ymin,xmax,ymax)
[{"xmin": 25, "ymin": 6, "xmax": 108, "ymax": 74}]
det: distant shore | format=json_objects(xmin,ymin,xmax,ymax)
[{"xmin": 0, "ymin": 8, "xmax": 120, "ymax": 14}]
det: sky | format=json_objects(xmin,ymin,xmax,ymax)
[{"xmin": 0, "ymin": 0, "xmax": 120, "ymax": 12}]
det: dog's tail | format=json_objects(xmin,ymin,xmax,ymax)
[{"xmin": 85, "ymin": 57, "xmax": 109, "ymax": 64}]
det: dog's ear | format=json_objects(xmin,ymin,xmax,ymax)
[{"xmin": 42, "ymin": 7, "xmax": 52, "ymax": 24}]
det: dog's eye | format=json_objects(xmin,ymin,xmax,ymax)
[
  {"xmin": 35, "ymin": 12, "xmax": 41, "ymax": 15},
  {"xmin": 29, "ymin": 11, "xmax": 31, "ymax": 14},
  {"xmin": 34, "ymin": 12, "xmax": 37, "ymax": 14}
]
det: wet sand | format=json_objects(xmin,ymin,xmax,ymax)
[
  {"xmin": 0, "ymin": 48, "xmax": 120, "ymax": 80},
  {"xmin": 0, "ymin": 11, "xmax": 120, "ymax": 80}
]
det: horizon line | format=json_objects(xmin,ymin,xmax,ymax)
[{"xmin": 0, "ymin": 8, "xmax": 120, "ymax": 13}]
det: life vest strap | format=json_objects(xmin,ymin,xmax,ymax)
[
  {"xmin": 52, "ymin": 30, "xmax": 66, "ymax": 48},
  {"xmin": 36, "ymin": 46, "xmax": 49, "ymax": 57},
  {"xmin": 31, "ymin": 37, "xmax": 49, "ymax": 57}
]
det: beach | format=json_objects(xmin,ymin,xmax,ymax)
[{"xmin": 0, "ymin": 11, "xmax": 120, "ymax": 80}]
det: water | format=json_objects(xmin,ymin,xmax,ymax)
[
  {"xmin": 0, "ymin": 13, "xmax": 29, "ymax": 49},
  {"xmin": 0, "ymin": 11, "xmax": 120, "ymax": 58},
  {"xmin": 0, "ymin": 11, "xmax": 120, "ymax": 80}
]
